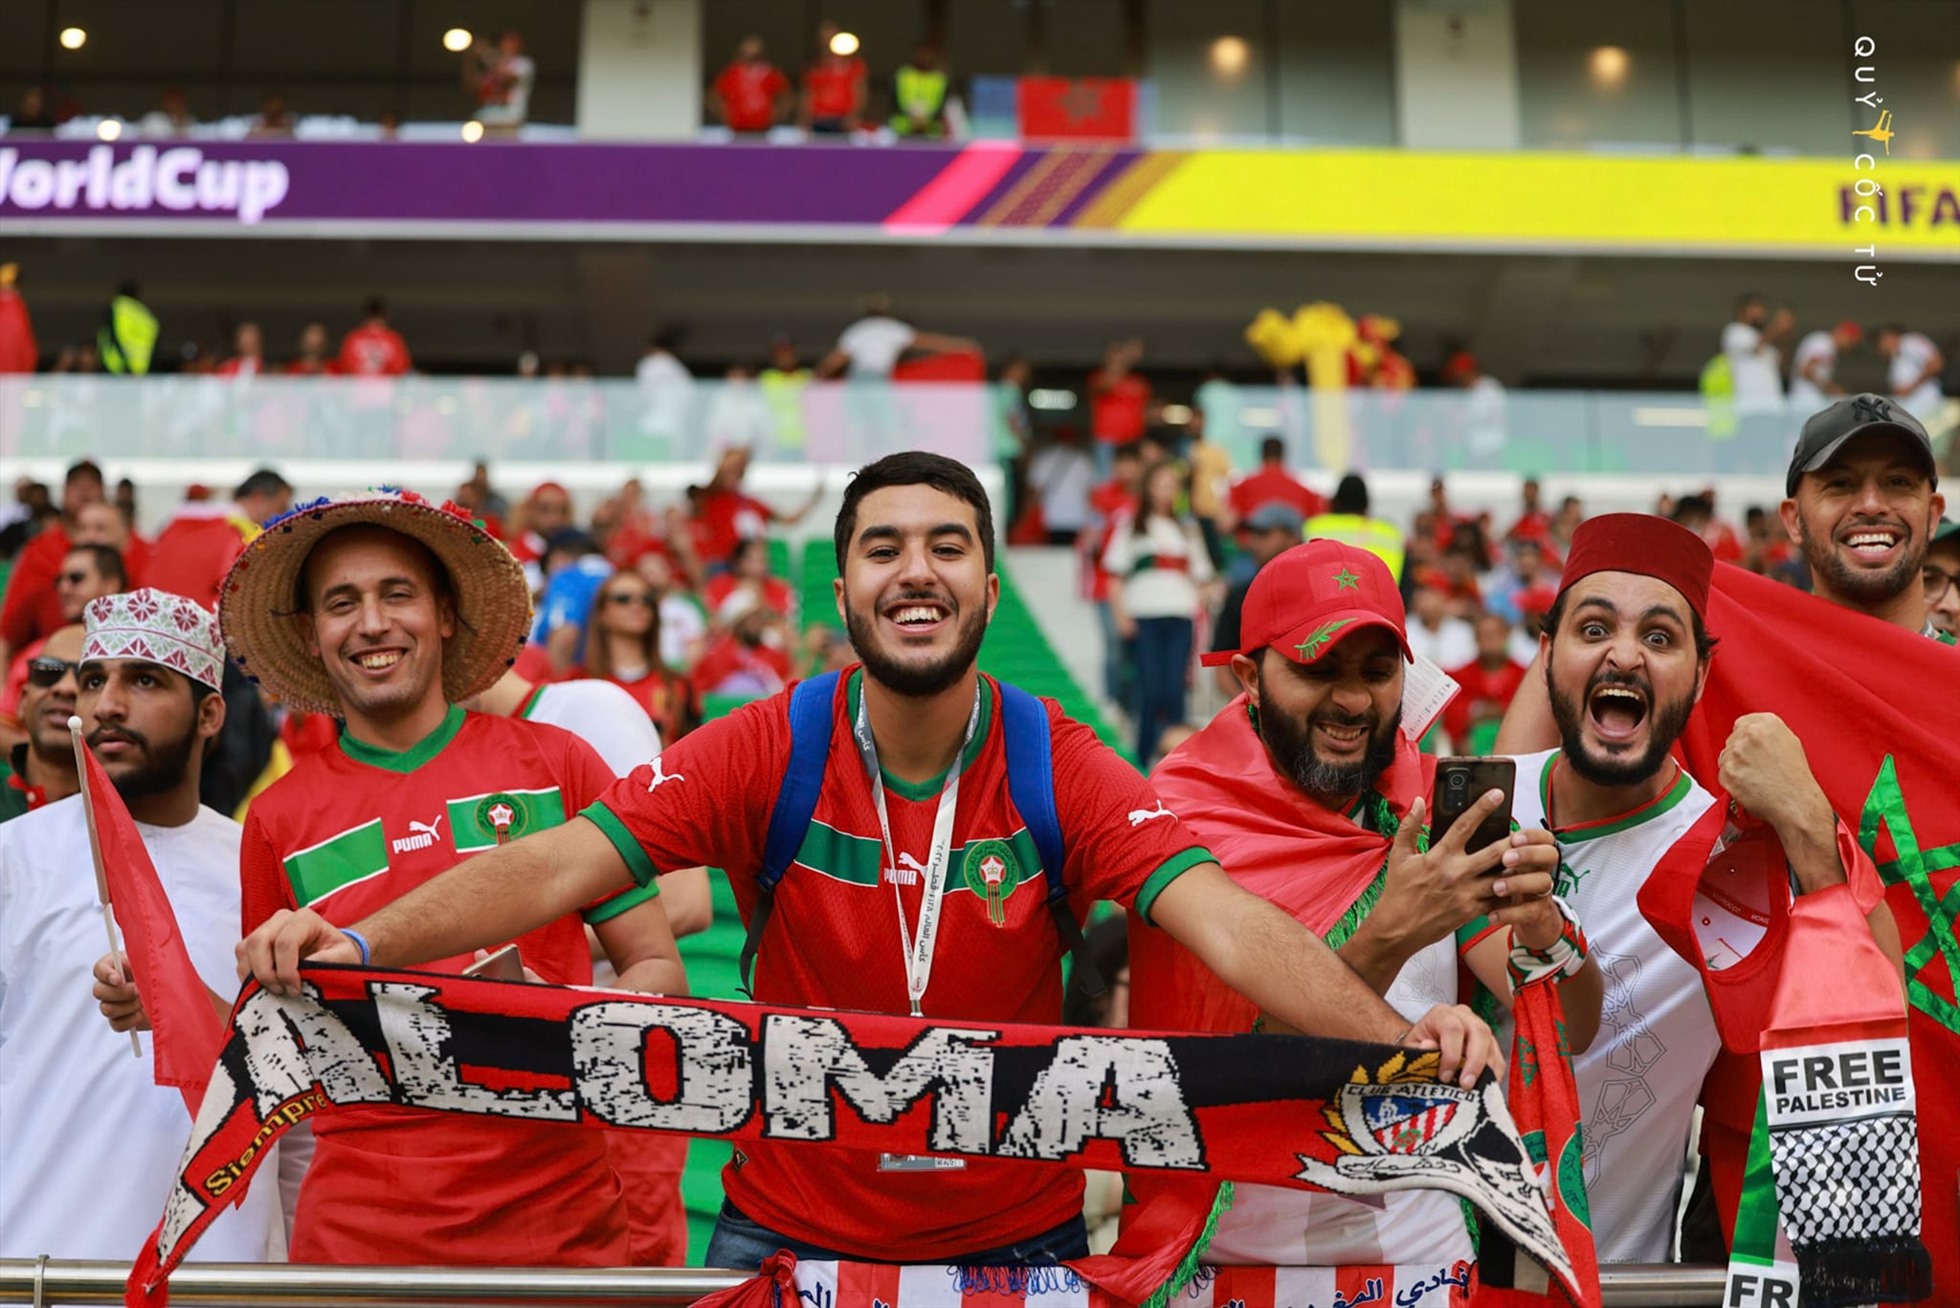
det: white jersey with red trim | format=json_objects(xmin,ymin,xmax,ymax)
[{"xmin": 1499, "ymin": 748, "xmax": 1720, "ymax": 1263}]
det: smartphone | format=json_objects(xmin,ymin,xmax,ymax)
[
  {"xmin": 462, "ymin": 944, "xmax": 524, "ymax": 981},
  {"xmin": 1431, "ymin": 757, "xmax": 1517, "ymax": 856}
]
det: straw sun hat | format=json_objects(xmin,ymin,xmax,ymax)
[{"xmin": 218, "ymin": 489, "xmax": 532, "ymax": 717}]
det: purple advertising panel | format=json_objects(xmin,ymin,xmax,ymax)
[{"xmin": 0, "ymin": 139, "xmax": 1120, "ymax": 236}]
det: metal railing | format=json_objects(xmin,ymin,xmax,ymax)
[{"xmin": 0, "ymin": 1259, "xmax": 1727, "ymax": 1307}]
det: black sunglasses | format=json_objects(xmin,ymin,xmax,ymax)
[
  {"xmin": 605, "ymin": 592, "xmax": 657, "ymax": 608},
  {"xmin": 26, "ymin": 657, "xmax": 80, "ymax": 689}
]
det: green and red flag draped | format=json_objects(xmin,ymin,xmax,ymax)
[{"xmin": 1659, "ymin": 564, "xmax": 1957, "ymax": 1300}]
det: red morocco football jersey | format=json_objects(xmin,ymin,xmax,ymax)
[
  {"xmin": 584, "ymin": 668, "xmax": 1214, "ymax": 1260},
  {"xmin": 240, "ymin": 706, "xmax": 659, "ymax": 1266}
]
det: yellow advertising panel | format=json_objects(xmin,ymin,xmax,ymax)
[{"xmin": 1095, "ymin": 151, "xmax": 1958, "ymax": 259}]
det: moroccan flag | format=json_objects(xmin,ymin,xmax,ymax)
[
  {"xmin": 78, "ymin": 739, "xmax": 224, "ymax": 1115},
  {"xmin": 1017, "ymin": 77, "xmax": 1136, "ymax": 141},
  {"xmin": 1664, "ymin": 563, "xmax": 1960, "ymax": 1296}
]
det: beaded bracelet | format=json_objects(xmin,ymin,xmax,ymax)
[{"xmin": 1506, "ymin": 895, "xmax": 1589, "ymax": 989}]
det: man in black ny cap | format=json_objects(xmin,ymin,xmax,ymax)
[{"xmin": 1781, "ymin": 392, "xmax": 1946, "ymax": 637}]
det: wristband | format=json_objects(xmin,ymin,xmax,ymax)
[
  {"xmin": 341, "ymin": 927, "xmax": 372, "ymax": 967},
  {"xmin": 1506, "ymin": 895, "xmax": 1589, "ymax": 989}
]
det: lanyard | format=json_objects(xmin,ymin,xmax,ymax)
[{"xmin": 852, "ymin": 679, "xmax": 981, "ymax": 1017}]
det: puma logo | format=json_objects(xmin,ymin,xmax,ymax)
[
  {"xmin": 391, "ymin": 812, "xmax": 446, "ymax": 854},
  {"xmin": 1127, "ymin": 802, "xmax": 1175, "ymax": 827},
  {"xmin": 646, "ymin": 758, "xmax": 685, "ymax": 792},
  {"xmin": 885, "ymin": 851, "xmax": 929, "ymax": 886}
]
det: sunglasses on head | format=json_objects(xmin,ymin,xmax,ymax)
[{"xmin": 26, "ymin": 657, "xmax": 80, "ymax": 689}]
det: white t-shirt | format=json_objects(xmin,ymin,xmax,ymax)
[
  {"xmin": 1101, "ymin": 515, "xmax": 1215, "ymax": 618},
  {"xmin": 1722, "ymin": 321, "xmax": 1784, "ymax": 414},
  {"xmin": 521, "ymin": 679, "xmax": 662, "ymax": 774},
  {"xmin": 1407, "ymin": 615, "xmax": 1477, "ymax": 672},
  {"xmin": 635, "ymin": 350, "xmax": 694, "ymax": 437},
  {"xmin": 835, "ymin": 316, "xmax": 916, "ymax": 377},
  {"xmin": 1890, "ymin": 332, "xmax": 1945, "ymax": 419},
  {"xmin": 1499, "ymin": 750, "xmax": 1720, "ymax": 1263},
  {"xmin": 1208, "ymin": 931, "xmax": 1473, "ymax": 1267},
  {"xmin": 0, "ymin": 799, "xmax": 283, "ymax": 1260},
  {"xmin": 1027, "ymin": 444, "xmax": 1095, "ymax": 533},
  {"xmin": 1787, "ymin": 330, "xmax": 1838, "ymax": 410}
]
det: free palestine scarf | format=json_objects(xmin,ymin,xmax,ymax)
[
  {"xmin": 1119, "ymin": 701, "xmax": 1597, "ymax": 1308},
  {"xmin": 129, "ymin": 966, "xmax": 1589, "ymax": 1308}
]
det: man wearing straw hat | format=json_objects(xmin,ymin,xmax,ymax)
[
  {"xmin": 198, "ymin": 489, "xmax": 687, "ymax": 1266},
  {"xmin": 0, "ymin": 589, "xmax": 283, "ymax": 1260}
]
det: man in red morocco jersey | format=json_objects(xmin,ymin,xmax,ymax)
[
  {"xmin": 216, "ymin": 491, "xmax": 687, "ymax": 1265},
  {"xmin": 238, "ymin": 455, "xmax": 1500, "ymax": 1269}
]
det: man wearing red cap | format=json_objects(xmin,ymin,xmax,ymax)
[
  {"xmin": 1123, "ymin": 540, "xmax": 1589, "ymax": 1271},
  {"xmin": 1490, "ymin": 513, "xmax": 1901, "ymax": 1263}
]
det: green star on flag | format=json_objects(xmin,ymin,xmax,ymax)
[{"xmin": 1332, "ymin": 568, "xmax": 1360, "ymax": 590}]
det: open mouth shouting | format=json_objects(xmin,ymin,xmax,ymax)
[{"xmin": 1586, "ymin": 678, "xmax": 1649, "ymax": 746}]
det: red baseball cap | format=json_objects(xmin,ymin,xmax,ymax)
[{"xmin": 1201, "ymin": 540, "xmax": 1412, "ymax": 668}]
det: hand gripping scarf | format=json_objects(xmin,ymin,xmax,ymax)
[
  {"xmin": 1117, "ymin": 701, "xmax": 1598, "ymax": 1308},
  {"xmin": 128, "ymin": 967, "xmax": 1594, "ymax": 1308}
]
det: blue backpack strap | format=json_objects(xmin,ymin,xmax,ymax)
[
  {"xmin": 998, "ymin": 681, "xmax": 1105, "ymax": 1000},
  {"xmin": 739, "ymin": 671, "xmax": 841, "ymax": 997}
]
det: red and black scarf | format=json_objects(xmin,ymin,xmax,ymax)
[{"xmin": 129, "ymin": 967, "xmax": 1595, "ymax": 1308}]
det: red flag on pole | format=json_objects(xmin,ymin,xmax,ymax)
[{"xmin": 77, "ymin": 734, "xmax": 224, "ymax": 1115}]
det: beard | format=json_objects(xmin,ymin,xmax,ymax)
[
  {"xmin": 88, "ymin": 723, "xmax": 196, "ymax": 801},
  {"xmin": 844, "ymin": 589, "xmax": 989, "ymax": 698},
  {"xmin": 1257, "ymin": 700, "xmax": 1401, "ymax": 804},
  {"xmin": 1548, "ymin": 665, "xmax": 1694, "ymax": 788},
  {"xmin": 1796, "ymin": 509, "xmax": 1926, "ymax": 606}
]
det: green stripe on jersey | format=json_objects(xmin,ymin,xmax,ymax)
[
  {"xmin": 283, "ymin": 819, "xmax": 390, "ymax": 907},
  {"xmin": 448, "ymin": 788, "xmax": 568, "ymax": 852},
  {"xmin": 793, "ymin": 819, "xmax": 1047, "ymax": 893}
]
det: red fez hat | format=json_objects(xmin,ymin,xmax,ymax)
[{"xmin": 1556, "ymin": 513, "xmax": 1713, "ymax": 621}]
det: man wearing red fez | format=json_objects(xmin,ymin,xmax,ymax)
[
  {"xmin": 1486, "ymin": 513, "xmax": 1904, "ymax": 1270},
  {"xmin": 1121, "ymin": 540, "xmax": 1588, "ymax": 1276}
]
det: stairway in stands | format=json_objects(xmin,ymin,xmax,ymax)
[{"xmin": 673, "ymin": 540, "xmax": 1120, "ymax": 1260}]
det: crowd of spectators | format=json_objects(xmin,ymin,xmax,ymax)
[
  {"xmin": 0, "ymin": 449, "xmax": 849, "ymax": 809},
  {"xmin": 1054, "ymin": 420, "xmax": 1958, "ymax": 770}
]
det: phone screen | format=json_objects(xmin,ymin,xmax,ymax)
[{"xmin": 1431, "ymin": 757, "xmax": 1517, "ymax": 855}]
